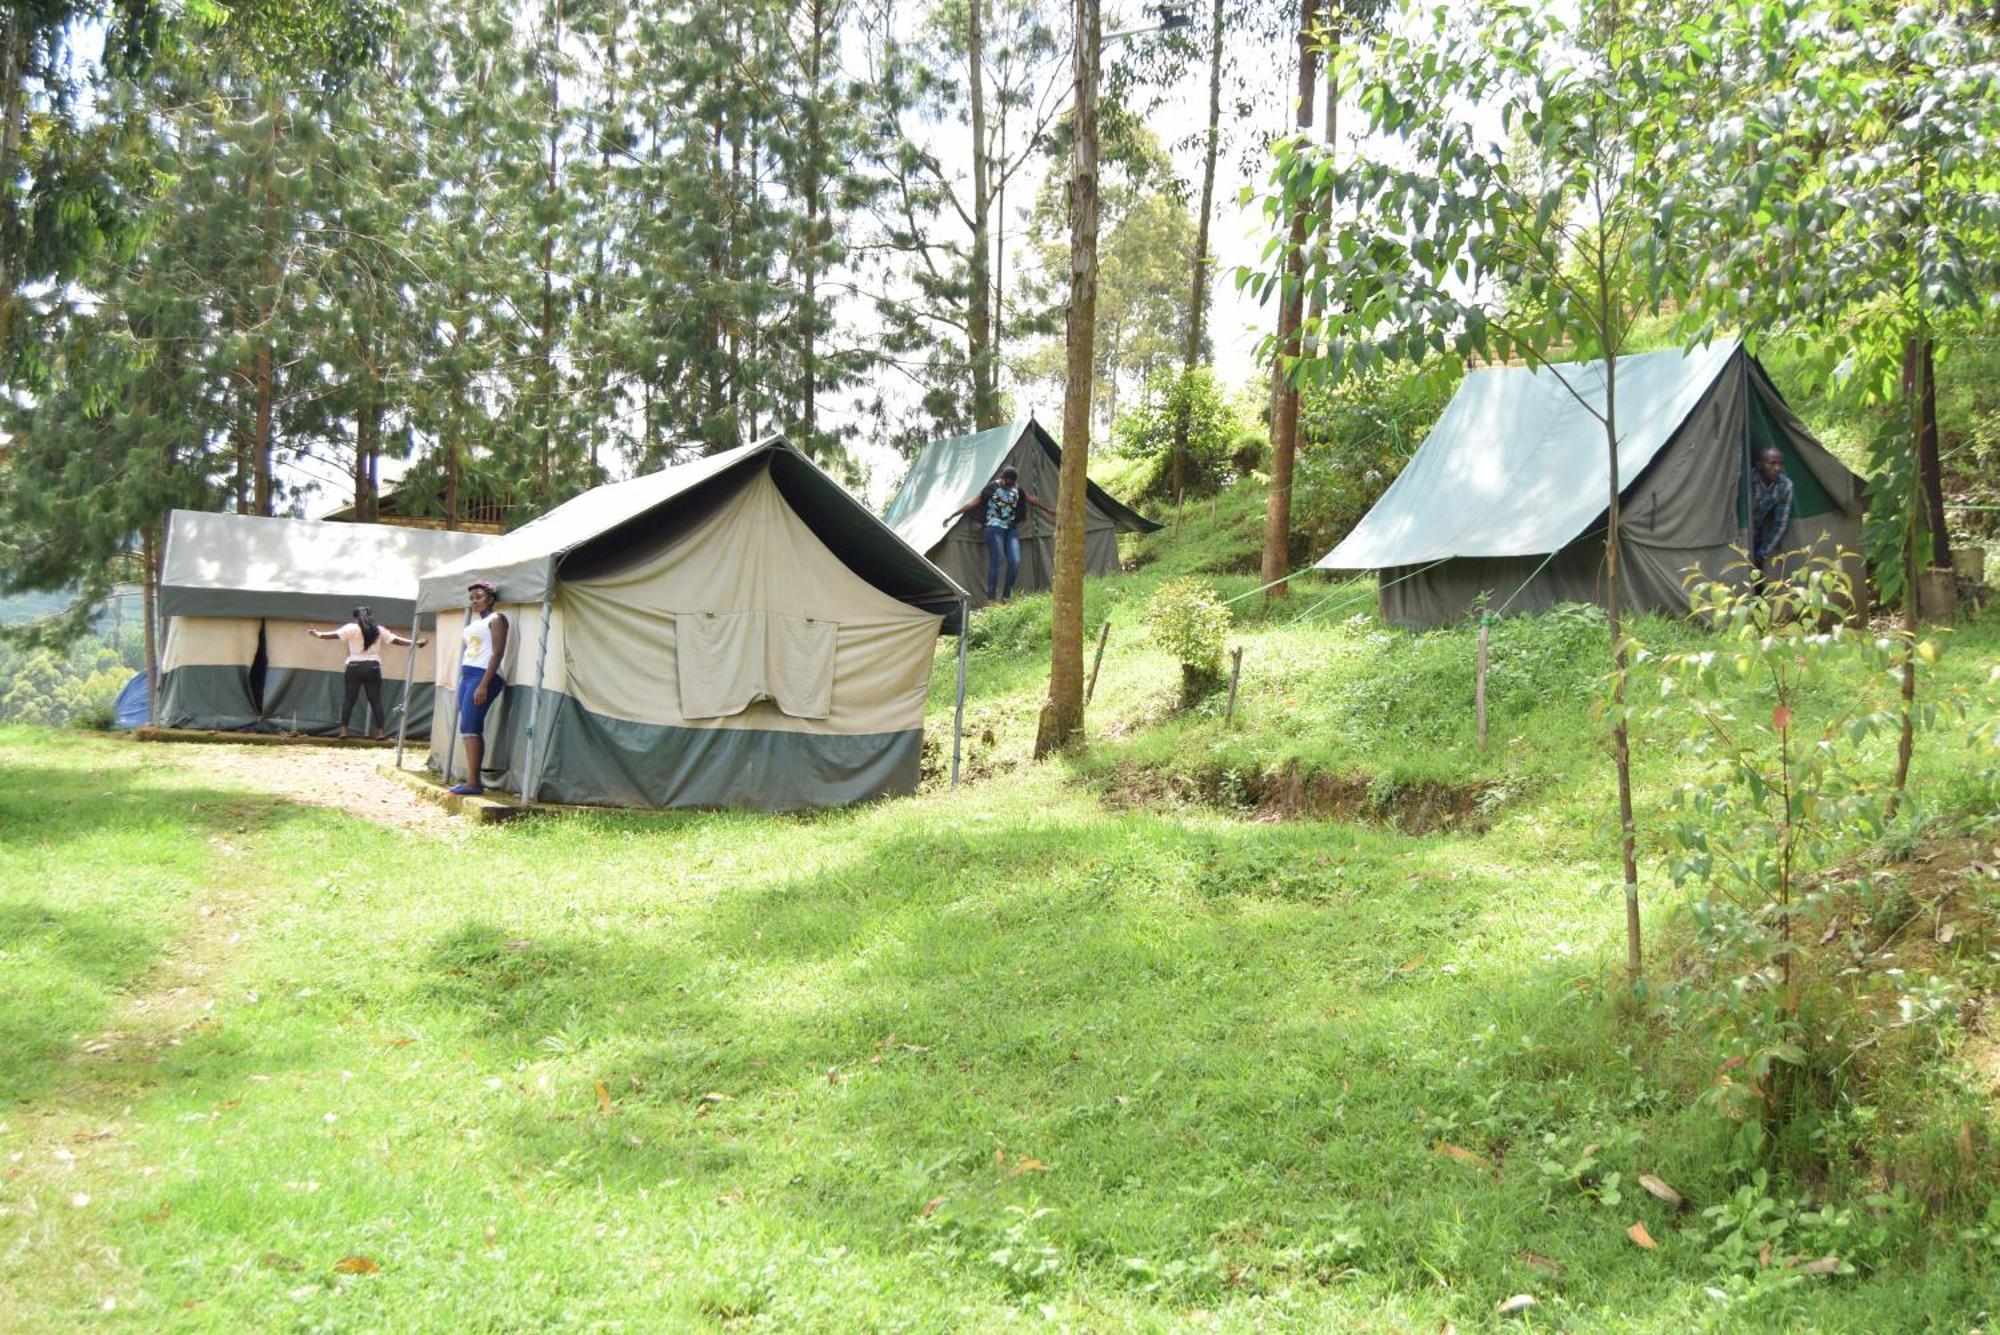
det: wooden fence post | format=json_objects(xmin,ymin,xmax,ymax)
[
  {"xmin": 1476, "ymin": 618, "xmax": 1490, "ymax": 752},
  {"xmin": 1085, "ymin": 618, "xmax": 1112, "ymax": 704},
  {"xmin": 1224, "ymin": 646, "xmax": 1244, "ymax": 722}
]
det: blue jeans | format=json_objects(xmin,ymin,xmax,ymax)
[{"xmin": 984, "ymin": 524, "xmax": 1021, "ymax": 599}]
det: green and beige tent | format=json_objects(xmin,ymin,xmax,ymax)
[
  {"xmin": 1317, "ymin": 340, "xmax": 1868, "ymax": 627},
  {"xmin": 883, "ymin": 416, "xmax": 1161, "ymax": 607},
  {"xmin": 415, "ymin": 436, "xmax": 967, "ymax": 811},
  {"xmin": 156, "ymin": 510, "xmax": 488, "ymax": 733}
]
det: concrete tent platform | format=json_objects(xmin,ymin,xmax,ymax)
[{"xmin": 134, "ymin": 727, "xmax": 396, "ymax": 749}]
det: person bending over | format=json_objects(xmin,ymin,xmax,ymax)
[
  {"xmin": 452, "ymin": 580, "xmax": 509, "ymax": 795},
  {"xmin": 307, "ymin": 607, "xmax": 426, "ymax": 740},
  {"xmin": 944, "ymin": 465, "xmax": 1056, "ymax": 602}
]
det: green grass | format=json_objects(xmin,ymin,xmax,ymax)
[{"xmin": 3, "ymin": 494, "xmax": 1998, "ymax": 1330}]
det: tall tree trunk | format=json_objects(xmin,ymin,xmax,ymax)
[
  {"xmin": 232, "ymin": 412, "xmax": 251, "ymax": 514},
  {"xmin": 996, "ymin": 89, "xmax": 1010, "ymax": 380},
  {"xmin": 253, "ymin": 99, "xmax": 281, "ymax": 518},
  {"xmin": 1602, "ymin": 346, "xmax": 1641, "ymax": 978},
  {"xmin": 1888, "ymin": 335, "xmax": 1931, "ymax": 814},
  {"xmin": 141, "ymin": 521, "xmax": 160, "ymax": 725},
  {"xmin": 1171, "ymin": 0, "xmax": 1226, "ymax": 503},
  {"xmin": 801, "ymin": 0, "xmax": 825, "ymax": 453},
  {"xmin": 0, "ymin": 9, "xmax": 28, "ymax": 357},
  {"xmin": 1913, "ymin": 337, "xmax": 1947, "ymax": 569},
  {"xmin": 252, "ymin": 342, "xmax": 275, "ymax": 515},
  {"xmin": 445, "ymin": 295, "xmax": 467, "ymax": 529},
  {"xmin": 1033, "ymin": 0, "xmax": 1100, "ymax": 758},
  {"xmin": 967, "ymin": 0, "xmax": 1000, "ymax": 429},
  {"xmin": 1258, "ymin": 0, "xmax": 1320, "ymax": 596},
  {"xmin": 537, "ymin": 0, "xmax": 563, "ymax": 495}
]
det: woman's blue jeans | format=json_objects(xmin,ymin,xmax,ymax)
[{"xmin": 983, "ymin": 524, "xmax": 1021, "ymax": 599}]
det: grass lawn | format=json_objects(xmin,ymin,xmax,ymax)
[{"xmin": 4, "ymin": 508, "xmax": 1998, "ymax": 1329}]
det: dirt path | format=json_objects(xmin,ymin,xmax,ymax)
[
  {"xmin": 1, "ymin": 740, "xmax": 471, "ymax": 1323},
  {"xmin": 169, "ymin": 742, "xmax": 464, "ymax": 836}
]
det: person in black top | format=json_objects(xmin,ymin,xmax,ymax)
[{"xmin": 944, "ymin": 466, "xmax": 1057, "ymax": 601}]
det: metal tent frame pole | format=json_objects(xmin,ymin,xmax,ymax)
[
  {"xmin": 518, "ymin": 598, "xmax": 553, "ymax": 806},
  {"xmin": 952, "ymin": 599, "xmax": 968, "ymax": 790},
  {"xmin": 441, "ymin": 609, "xmax": 466, "ymax": 788},
  {"xmin": 392, "ymin": 613, "xmax": 423, "ymax": 770}
]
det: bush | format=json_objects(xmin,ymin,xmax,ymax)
[
  {"xmin": 1289, "ymin": 361, "xmax": 1459, "ymax": 557},
  {"xmin": 1111, "ymin": 367, "xmax": 1247, "ymax": 503},
  {"xmin": 1144, "ymin": 578, "xmax": 1232, "ymax": 705}
]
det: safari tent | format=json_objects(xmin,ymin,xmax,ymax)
[
  {"xmin": 415, "ymin": 436, "xmax": 967, "ymax": 812},
  {"xmin": 156, "ymin": 511, "xmax": 487, "ymax": 733},
  {"xmin": 1316, "ymin": 340, "xmax": 1868, "ymax": 627},
  {"xmin": 883, "ymin": 416, "xmax": 1160, "ymax": 607}
]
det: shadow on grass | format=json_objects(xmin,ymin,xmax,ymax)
[
  {"xmin": 0, "ymin": 754, "xmax": 324, "ymax": 1105},
  {"xmin": 392, "ymin": 813, "xmax": 1757, "ymax": 1319}
]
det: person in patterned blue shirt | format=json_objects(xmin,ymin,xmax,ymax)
[
  {"xmin": 1751, "ymin": 446, "xmax": 1794, "ymax": 577},
  {"xmin": 945, "ymin": 465, "xmax": 1056, "ymax": 601}
]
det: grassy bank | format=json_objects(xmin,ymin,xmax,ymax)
[{"xmin": 3, "ymin": 492, "xmax": 1998, "ymax": 1329}]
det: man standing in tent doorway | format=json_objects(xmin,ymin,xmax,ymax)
[
  {"xmin": 451, "ymin": 580, "xmax": 509, "ymax": 796},
  {"xmin": 1751, "ymin": 446, "xmax": 1794, "ymax": 586},
  {"xmin": 945, "ymin": 465, "xmax": 1056, "ymax": 602}
]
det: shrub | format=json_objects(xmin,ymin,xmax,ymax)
[
  {"xmin": 1111, "ymin": 367, "xmax": 1247, "ymax": 503},
  {"xmin": 1144, "ymin": 578, "xmax": 1232, "ymax": 705}
]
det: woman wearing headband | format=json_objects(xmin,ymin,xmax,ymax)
[{"xmin": 451, "ymin": 580, "xmax": 509, "ymax": 795}]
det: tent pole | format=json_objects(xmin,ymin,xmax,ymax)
[
  {"xmin": 441, "ymin": 610, "xmax": 464, "ymax": 787},
  {"xmin": 952, "ymin": 599, "xmax": 968, "ymax": 790},
  {"xmin": 392, "ymin": 612, "xmax": 423, "ymax": 770},
  {"xmin": 518, "ymin": 598, "xmax": 553, "ymax": 807}
]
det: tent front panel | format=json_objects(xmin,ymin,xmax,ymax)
[
  {"xmin": 885, "ymin": 418, "xmax": 1160, "ymax": 555},
  {"xmin": 552, "ymin": 469, "xmax": 940, "ymax": 739},
  {"xmin": 258, "ymin": 617, "xmax": 440, "ymax": 736},
  {"xmin": 157, "ymin": 615, "xmax": 262, "ymax": 730},
  {"xmin": 425, "ymin": 602, "xmax": 535, "ymax": 781},
  {"xmin": 928, "ymin": 523, "xmax": 1124, "ymax": 608},
  {"xmin": 426, "ymin": 471, "xmax": 940, "ymax": 809},
  {"xmin": 1379, "ymin": 515, "xmax": 1868, "ymax": 628},
  {"xmin": 477, "ymin": 688, "xmax": 921, "ymax": 810}
]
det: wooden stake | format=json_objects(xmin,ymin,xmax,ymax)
[
  {"xmin": 1085, "ymin": 618, "xmax": 1112, "ymax": 704},
  {"xmin": 1475, "ymin": 618, "xmax": 1489, "ymax": 752},
  {"xmin": 1225, "ymin": 645, "xmax": 1244, "ymax": 721}
]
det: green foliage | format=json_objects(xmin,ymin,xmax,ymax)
[
  {"xmin": 1289, "ymin": 360, "xmax": 1458, "ymax": 555},
  {"xmin": 1110, "ymin": 366, "xmax": 1244, "ymax": 501},
  {"xmin": 0, "ymin": 630, "xmax": 136, "ymax": 729},
  {"xmin": 1143, "ymin": 577, "xmax": 1231, "ymax": 703},
  {"xmin": 1651, "ymin": 556, "xmax": 1962, "ymax": 1154}
]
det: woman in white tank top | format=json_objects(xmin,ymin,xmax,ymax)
[{"xmin": 451, "ymin": 580, "xmax": 510, "ymax": 795}]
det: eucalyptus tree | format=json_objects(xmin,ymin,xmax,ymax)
[
  {"xmin": 1680, "ymin": 0, "xmax": 2000, "ymax": 810},
  {"xmin": 860, "ymin": 0, "xmax": 1061, "ymax": 438},
  {"xmin": 1248, "ymin": 0, "xmax": 1719, "ymax": 975}
]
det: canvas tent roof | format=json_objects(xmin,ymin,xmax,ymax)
[
  {"xmin": 417, "ymin": 436, "xmax": 969, "ymax": 631},
  {"xmin": 1317, "ymin": 339, "xmax": 1859, "ymax": 572},
  {"xmin": 882, "ymin": 416, "xmax": 1162, "ymax": 551},
  {"xmin": 159, "ymin": 511, "xmax": 489, "ymax": 624}
]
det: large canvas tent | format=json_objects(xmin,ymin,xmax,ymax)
[
  {"xmin": 1317, "ymin": 340, "xmax": 1868, "ymax": 627},
  {"xmin": 883, "ymin": 416, "xmax": 1160, "ymax": 606},
  {"xmin": 157, "ymin": 511, "xmax": 487, "ymax": 733},
  {"xmin": 415, "ymin": 436, "xmax": 966, "ymax": 812}
]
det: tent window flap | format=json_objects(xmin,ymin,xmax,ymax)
[{"xmin": 675, "ymin": 611, "xmax": 837, "ymax": 720}]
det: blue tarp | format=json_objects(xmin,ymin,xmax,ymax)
[{"xmin": 112, "ymin": 673, "xmax": 150, "ymax": 729}]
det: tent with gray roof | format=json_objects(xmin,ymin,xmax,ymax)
[
  {"xmin": 156, "ymin": 510, "xmax": 487, "ymax": 733},
  {"xmin": 416, "ymin": 436, "xmax": 966, "ymax": 811},
  {"xmin": 1317, "ymin": 341, "xmax": 1867, "ymax": 627},
  {"xmin": 882, "ymin": 416, "xmax": 1160, "ymax": 607}
]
